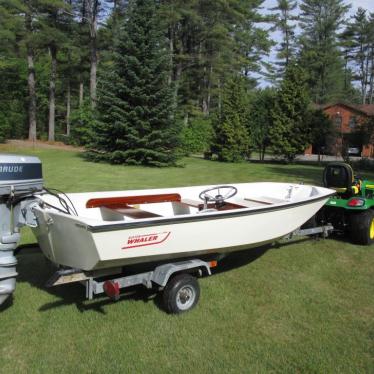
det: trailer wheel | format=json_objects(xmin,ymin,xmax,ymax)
[
  {"xmin": 163, "ymin": 274, "xmax": 200, "ymax": 314},
  {"xmin": 349, "ymin": 210, "xmax": 374, "ymax": 245}
]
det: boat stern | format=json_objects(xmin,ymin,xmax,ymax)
[{"xmin": 32, "ymin": 207, "xmax": 101, "ymax": 271}]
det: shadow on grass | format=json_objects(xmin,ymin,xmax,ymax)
[
  {"xmin": 13, "ymin": 248, "xmax": 159, "ymax": 314},
  {"xmin": 213, "ymin": 236, "xmax": 316, "ymax": 275},
  {"xmin": 0, "ymin": 295, "xmax": 14, "ymax": 312},
  {"xmin": 39, "ymin": 286, "xmax": 159, "ymax": 315},
  {"xmin": 213, "ymin": 245, "xmax": 271, "ymax": 275},
  {"xmin": 12, "ymin": 238, "xmax": 314, "ymax": 314}
]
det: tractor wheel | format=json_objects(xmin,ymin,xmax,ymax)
[{"xmin": 349, "ymin": 210, "xmax": 374, "ymax": 246}]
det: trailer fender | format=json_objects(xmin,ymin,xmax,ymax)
[{"xmin": 151, "ymin": 259, "xmax": 212, "ymax": 288}]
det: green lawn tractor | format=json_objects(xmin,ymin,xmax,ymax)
[{"xmin": 318, "ymin": 162, "xmax": 374, "ymax": 245}]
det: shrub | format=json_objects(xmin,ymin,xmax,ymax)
[
  {"xmin": 69, "ymin": 104, "xmax": 95, "ymax": 146},
  {"xmin": 181, "ymin": 117, "xmax": 213, "ymax": 154}
]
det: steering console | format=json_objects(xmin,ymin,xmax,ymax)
[{"xmin": 199, "ymin": 185, "xmax": 238, "ymax": 210}]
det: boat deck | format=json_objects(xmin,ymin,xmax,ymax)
[{"xmin": 85, "ymin": 193, "xmax": 288, "ymax": 222}]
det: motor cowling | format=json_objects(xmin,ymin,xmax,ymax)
[{"xmin": 0, "ymin": 154, "xmax": 43, "ymax": 306}]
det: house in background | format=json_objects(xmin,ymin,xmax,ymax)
[{"xmin": 305, "ymin": 103, "xmax": 374, "ymax": 158}]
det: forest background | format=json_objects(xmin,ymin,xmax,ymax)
[{"xmin": 1, "ymin": 0, "xmax": 374, "ymax": 164}]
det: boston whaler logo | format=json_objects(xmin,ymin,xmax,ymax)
[
  {"xmin": 0, "ymin": 165, "xmax": 24, "ymax": 173},
  {"xmin": 122, "ymin": 231, "xmax": 171, "ymax": 249}
]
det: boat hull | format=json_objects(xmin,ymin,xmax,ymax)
[{"xmin": 32, "ymin": 195, "xmax": 329, "ymax": 271}]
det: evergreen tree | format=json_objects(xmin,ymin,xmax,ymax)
[
  {"xmin": 88, "ymin": 0, "xmax": 179, "ymax": 166},
  {"xmin": 160, "ymin": 0, "xmax": 271, "ymax": 121},
  {"xmin": 307, "ymin": 109, "xmax": 335, "ymax": 161},
  {"xmin": 0, "ymin": 0, "xmax": 26, "ymax": 141},
  {"xmin": 269, "ymin": 0, "xmax": 298, "ymax": 79},
  {"xmin": 344, "ymin": 8, "xmax": 374, "ymax": 104},
  {"xmin": 298, "ymin": 0, "xmax": 350, "ymax": 104},
  {"xmin": 247, "ymin": 88, "xmax": 276, "ymax": 160},
  {"xmin": 270, "ymin": 63, "xmax": 311, "ymax": 161},
  {"xmin": 211, "ymin": 78, "xmax": 250, "ymax": 162}
]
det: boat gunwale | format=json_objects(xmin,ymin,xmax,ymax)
[{"xmin": 82, "ymin": 192, "xmax": 335, "ymax": 233}]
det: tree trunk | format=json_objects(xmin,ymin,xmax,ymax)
[
  {"xmin": 202, "ymin": 100, "xmax": 208, "ymax": 114},
  {"xmin": 183, "ymin": 112, "xmax": 189, "ymax": 126},
  {"xmin": 344, "ymin": 50, "xmax": 349, "ymax": 91},
  {"xmin": 48, "ymin": 46, "xmax": 57, "ymax": 142},
  {"xmin": 171, "ymin": 30, "xmax": 183, "ymax": 111},
  {"xmin": 26, "ymin": 13, "xmax": 37, "ymax": 142},
  {"xmin": 218, "ymin": 79, "xmax": 222, "ymax": 119},
  {"xmin": 369, "ymin": 46, "xmax": 374, "ymax": 104},
  {"xmin": 79, "ymin": 80, "xmax": 84, "ymax": 107},
  {"xmin": 90, "ymin": 35, "xmax": 97, "ymax": 108},
  {"xmin": 202, "ymin": 64, "xmax": 208, "ymax": 115},
  {"xmin": 66, "ymin": 80, "xmax": 71, "ymax": 136},
  {"xmin": 360, "ymin": 40, "xmax": 367, "ymax": 104},
  {"xmin": 168, "ymin": 25, "xmax": 174, "ymax": 86},
  {"xmin": 363, "ymin": 51, "xmax": 369, "ymax": 104},
  {"xmin": 205, "ymin": 64, "xmax": 213, "ymax": 116},
  {"xmin": 88, "ymin": 0, "xmax": 98, "ymax": 109},
  {"xmin": 173, "ymin": 63, "xmax": 182, "ymax": 111},
  {"xmin": 284, "ymin": 8, "xmax": 290, "ymax": 67}
]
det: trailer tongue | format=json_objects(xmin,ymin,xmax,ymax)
[{"xmin": 0, "ymin": 155, "xmax": 43, "ymax": 305}]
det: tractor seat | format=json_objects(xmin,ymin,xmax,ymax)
[{"xmin": 323, "ymin": 162, "xmax": 359, "ymax": 195}]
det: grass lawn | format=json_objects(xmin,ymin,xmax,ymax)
[{"xmin": 1, "ymin": 144, "xmax": 373, "ymax": 373}]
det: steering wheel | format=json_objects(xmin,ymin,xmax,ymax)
[{"xmin": 199, "ymin": 185, "xmax": 238, "ymax": 208}]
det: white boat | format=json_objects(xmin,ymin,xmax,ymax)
[{"xmin": 32, "ymin": 182, "xmax": 334, "ymax": 271}]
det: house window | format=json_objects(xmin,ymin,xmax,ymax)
[
  {"xmin": 349, "ymin": 116, "xmax": 357, "ymax": 129},
  {"xmin": 334, "ymin": 115, "xmax": 342, "ymax": 129}
]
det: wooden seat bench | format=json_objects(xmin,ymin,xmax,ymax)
[{"xmin": 86, "ymin": 193, "xmax": 182, "ymax": 220}]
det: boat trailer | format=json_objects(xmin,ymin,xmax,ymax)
[{"xmin": 46, "ymin": 258, "xmax": 217, "ymax": 313}]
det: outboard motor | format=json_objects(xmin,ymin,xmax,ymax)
[{"xmin": 0, "ymin": 154, "xmax": 43, "ymax": 305}]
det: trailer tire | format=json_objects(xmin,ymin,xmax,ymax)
[
  {"xmin": 163, "ymin": 274, "xmax": 200, "ymax": 314},
  {"xmin": 349, "ymin": 210, "xmax": 374, "ymax": 245}
]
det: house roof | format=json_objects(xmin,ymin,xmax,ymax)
[
  {"xmin": 356, "ymin": 104, "xmax": 374, "ymax": 116},
  {"xmin": 318, "ymin": 102, "xmax": 374, "ymax": 116}
]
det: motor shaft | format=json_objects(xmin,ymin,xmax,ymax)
[{"xmin": 0, "ymin": 204, "xmax": 20, "ymax": 305}]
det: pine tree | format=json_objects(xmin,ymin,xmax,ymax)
[
  {"xmin": 0, "ymin": 0, "xmax": 25, "ymax": 141},
  {"xmin": 269, "ymin": 0, "xmax": 298, "ymax": 79},
  {"xmin": 270, "ymin": 63, "xmax": 311, "ymax": 161},
  {"xmin": 160, "ymin": 0, "xmax": 272, "ymax": 121},
  {"xmin": 298, "ymin": 0, "xmax": 350, "ymax": 104},
  {"xmin": 344, "ymin": 8, "xmax": 374, "ymax": 104},
  {"xmin": 88, "ymin": 0, "xmax": 179, "ymax": 166},
  {"xmin": 211, "ymin": 78, "xmax": 250, "ymax": 162},
  {"xmin": 247, "ymin": 88, "xmax": 276, "ymax": 160}
]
